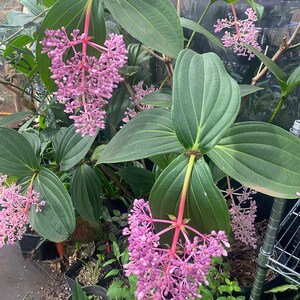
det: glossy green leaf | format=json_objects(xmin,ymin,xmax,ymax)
[
  {"xmin": 3, "ymin": 35, "xmax": 33, "ymax": 58},
  {"xmin": 72, "ymin": 281, "xmax": 88, "ymax": 300},
  {"xmin": 287, "ymin": 65, "xmax": 300, "ymax": 95},
  {"xmin": 30, "ymin": 167, "xmax": 76, "ymax": 242},
  {"xmin": 0, "ymin": 112, "xmax": 33, "ymax": 127},
  {"xmin": 207, "ymin": 122, "xmax": 300, "ymax": 199},
  {"xmin": 42, "ymin": 0, "xmax": 58, "ymax": 7},
  {"xmin": 36, "ymin": 0, "xmax": 106, "ymax": 91},
  {"xmin": 103, "ymin": 0, "xmax": 183, "ymax": 58},
  {"xmin": 180, "ymin": 17, "xmax": 225, "ymax": 51},
  {"xmin": 97, "ymin": 108, "xmax": 184, "ymax": 164},
  {"xmin": 141, "ymin": 89, "xmax": 172, "ymax": 108},
  {"xmin": 242, "ymin": 43, "xmax": 287, "ymax": 83},
  {"xmin": 0, "ymin": 127, "xmax": 39, "ymax": 176},
  {"xmin": 239, "ymin": 84, "xmax": 263, "ymax": 97},
  {"xmin": 150, "ymin": 154, "xmax": 230, "ymax": 236},
  {"xmin": 117, "ymin": 166, "xmax": 155, "ymax": 197},
  {"xmin": 54, "ymin": 125, "xmax": 96, "ymax": 171},
  {"xmin": 70, "ymin": 164, "xmax": 103, "ymax": 222},
  {"xmin": 172, "ymin": 49, "xmax": 240, "ymax": 152}
]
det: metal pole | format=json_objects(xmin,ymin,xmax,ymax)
[{"xmin": 249, "ymin": 198, "xmax": 287, "ymax": 300}]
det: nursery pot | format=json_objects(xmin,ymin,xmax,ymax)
[
  {"xmin": 19, "ymin": 233, "xmax": 59, "ymax": 260},
  {"xmin": 67, "ymin": 285, "xmax": 109, "ymax": 300}
]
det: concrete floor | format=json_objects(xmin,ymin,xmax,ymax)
[{"xmin": 0, "ymin": 244, "xmax": 51, "ymax": 300}]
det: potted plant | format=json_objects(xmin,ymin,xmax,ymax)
[{"xmin": 68, "ymin": 281, "xmax": 109, "ymax": 300}]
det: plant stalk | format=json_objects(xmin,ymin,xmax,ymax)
[
  {"xmin": 186, "ymin": 1, "xmax": 213, "ymax": 48},
  {"xmin": 170, "ymin": 154, "xmax": 196, "ymax": 254},
  {"xmin": 268, "ymin": 95, "xmax": 285, "ymax": 123}
]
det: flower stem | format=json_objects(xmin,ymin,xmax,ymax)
[
  {"xmin": 170, "ymin": 154, "xmax": 196, "ymax": 254},
  {"xmin": 186, "ymin": 1, "xmax": 213, "ymax": 48},
  {"xmin": 268, "ymin": 95, "xmax": 285, "ymax": 123},
  {"xmin": 230, "ymin": 4, "xmax": 240, "ymax": 38},
  {"xmin": 81, "ymin": 0, "xmax": 93, "ymax": 112}
]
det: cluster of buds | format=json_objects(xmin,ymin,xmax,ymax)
[
  {"xmin": 41, "ymin": 28, "xmax": 127, "ymax": 136},
  {"xmin": 0, "ymin": 176, "xmax": 44, "ymax": 248},
  {"xmin": 123, "ymin": 199, "xmax": 229, "ymax": 300},
  {"xmin": 122, "ymin": 81, "xmax": 155, "ymax": 124},
  {"xmin": 214, "ymin": 8, "xmax": 261, "ymax": 60}
]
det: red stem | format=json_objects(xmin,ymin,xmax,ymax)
[{"xmin": 230, "ymin": 3, "xmax": 240, "ymax": 38}]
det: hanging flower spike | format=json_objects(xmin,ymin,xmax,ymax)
[
  {"xmin": 214, "ymin": 7, "xmax": 261, "ymax": 60},
  {"xmin": 0, "ymin": 176, "xmax": 45, "ymax": 248},
  {"xmin": 41, "ymin": 29, "xmax": 127, "ymax": 136},
  {"xmin": 122, "ymin": 81, "xmax": 156, "ymax": 124},
  {"xmin": 123, "ymin": 199, "xmax": 229, "ymax": 300},
  {"xmin": 226, "ymin": 186, "xmax": 258, "ymax": 248}
]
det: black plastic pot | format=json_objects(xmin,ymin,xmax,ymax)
[
  {"xmin": 67, "ymin": 285, "xmax": 110, "ymax": 300},
  {"xmin": 65, "ymin": 259, "xmax": 87, "ymax": 290},
  {"xmin": 19, "ymin": 233, "xmax": 59, "ymax": 260}
]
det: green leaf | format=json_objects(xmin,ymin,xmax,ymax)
[
  {"xmin": 30, "ymin": 167, "xmax": 76, "ymax": 242},
  {"xmin": 3, "ymin": 35, "xmax": 33, "ymax": 58},
  {"xmin": 172, "ymin": 49, "xmax": 240, "ymax": 152},
  {"xmin": 127, "ymin": 43, "xmax": 152, "ymax": 65},
  {"xmin": 103, "ymin": 0, "xmax": 183, "ymax": 58},
  {"xmin": 0, "ymin": 112, "xmax": 33, "ymax": 127},
  {"xmin": 102, "ymin": 258, "xmax": 117, "ymax": 267},
  {"xmin": 239, "ymin": 84, "xmax": 263, "ymax": 97},
  {"xmin": 264, "ymin": 284, "xmax": 299, "ymax": 293},
  {"xmin": 70, "ymin": 164, "xmax": 103, "ymax": 222},
  {"xmin": 207, "ymin": 122, "xmax": 300, "ymax": 199},
  {"xmin": 180, "ymin": 17, "xmax": 225, "ymax": 51},
  {"xmin": 54, "ymin": 125, "xmax": 96, "ymax": 171},
  {"xmin": 22, "ymin": 130, "xmax": 41, "ymax": 158},
  {"xmin": 116, "ymin": 166, "xmax": 155, "ymax": 197},
  {"xmin": 150, "ymin": 154, "xmax": 230, "ymax": 236},
  {"xmin": 36, "ymin": 0, "xmax": 106, "ymax": 91},
  {"xmin": 141, "ymin": 89, "xmax": 172, "ymax": 108},
  {"xmin": 72, "ymin": 281, "xmax": 89, "ymax": 300},
  {"xmin": 242, "ymin": 43, "xmax": 287, "ymax": 83},
  {"xmin": 287, "ymin": 65, "xmax": 300, "ymax": 95},
  {"xmin": 105, "ymin": 269, "xmax": 120, "ymax": 279},
  {"xmin": 97, "ymin": 108, "xmax": 184, "ymax": 164},
  {"xmin": 0, "ymin": 127, "xmax": 39, "ymax": 176}
]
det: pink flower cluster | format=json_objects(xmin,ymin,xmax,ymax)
[
  {"xmin": 122, "ymin": 81, "xmax": 155, "ymax": 124},
  {"xmin": 123, "ymin": 199, "xmax": 229, "ymax": 300},
  {"xmin": 41, "ymin": 27, "xmax": 127, "ymax": 136},
  {"xmin": 214, "ymin": 8, "xmax": 261, "ymax": 60},
  {"xmin": 0, "ymin": 176, "xmax": 45, "ymax": 248},
  {"xmin": 226, "ymin": 186, "xmax": 258, "ymax": 248}
]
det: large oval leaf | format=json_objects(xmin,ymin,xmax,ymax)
[
  {"xmin": 150, "ymin": 154, "xmax": 230, "ymax": 237},
  {"xmin": 36, "ymin": 0, "xmax": 106, "ymax": 91},
  {"xmin": 70, "ymin": 164, "xmax": 103, "ymax": 222},
  {"xmin": 0, "ymin": 127, "xmax": 39, "ymax": 176},
  {"xmin": 103, "ymin": 0, "xmax": 183, "ymax": 58},
  {"xmin": 97, "ymin": 108, "xmax": 184, "ymax": 164},
  {"xmin": 54, "ymin": 125, "xmax": 96, "ymax": 171},
  {"xmin": 172, "ymin": 49, "xmax": 240, "ymax": 152},
  {"xmin": 207, "ymin": 122, "xmax": 300, "ymax": 199},
  {"xmin": 30, "ymin": 167, "xmax": 76, "ymax": 242}
]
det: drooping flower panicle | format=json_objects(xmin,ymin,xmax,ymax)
[
  {"xmin": 0, "ymin": 176, "xmax": 45, "ymax": 248},
  {"xmin": 224, "ymin": 185, "xmax": 258, "ymax": 248},
  {"xmin": 122, "ymin": 81, "xmax": 155, "ymax": 124},
  {"xmin": 123, "ymin": 199, "xmax": 229, "ymax": 300},
  {"xmin": 214, "ymin": 7, "xmax": 261, "ymax": 60},
  {"xmin": 41, "ymin": 27, "xmax": 127, "ymax": 136}
]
